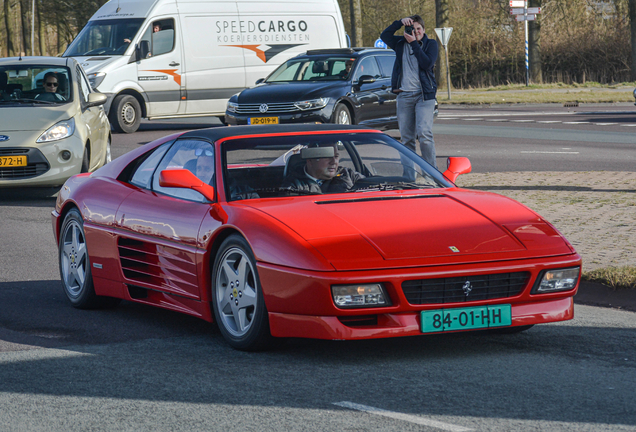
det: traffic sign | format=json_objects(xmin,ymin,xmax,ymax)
[
  {"xmin": 516, "ymin": 14, "xmax": 536, "ymax": 21},
  {"xmin": 374, "ymin": 38, "xmax": 387, "ymax": 49},
  {"xmin": 509, "ymin": 0, "xmax": 525, "ymax": 7},
  {"xmin": 510, "ymin": 7, "xmax": 541, "ymax": 14},
  {"xmin": 434, "ymin": 27, "xmax": 453, "ymax": 47}
]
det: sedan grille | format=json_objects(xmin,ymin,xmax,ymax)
[
  {"xmin": 0, "ymin": 148, "xmax": 49, "ymax": 179},
  {"xmin": 234, "ymin": 102, "xmax": 298, "ymax": 114},
  {"xmin": 402, "ymin": 272, "xmax": 531, "ymax": 305}
]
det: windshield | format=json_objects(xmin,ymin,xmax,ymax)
[
  {"xmin": 0, "ymin": 66, "xmax": 72, "ymax": 105},
  {"xmin": 64, "ymin": 18, "xmax": 145, "ymax": 56},
  {"xmin": 266, "ymin": 57, "xmax": 355, "ymax": 82},
  {"xmin": 221, "ymin": 132, "xmax": 451, "ymax": 201}
]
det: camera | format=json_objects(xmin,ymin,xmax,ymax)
[{"xmin": 405, "ymin": 25, "xmax": 414, "ymax": 35}]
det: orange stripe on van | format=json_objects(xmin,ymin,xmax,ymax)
[
  {"xmin": 224, "ymin": 45, "xmax": 266, "ymax": 62},
  {"xmin": 143, "ymin": 69, "xmax": 182, "ymax": 86}
]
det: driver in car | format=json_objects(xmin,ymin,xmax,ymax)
[
  {"xmin": 35, "ymin": 72, "xmax": 66, "ymax": 102},
  {"xmin": 281, "ymin": 142, "xmax": 365, "ymax": 194}
]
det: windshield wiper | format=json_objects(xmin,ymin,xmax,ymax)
[{"xmin": 353, "ymin": 182, "xmax": 434, "ymax": 192}]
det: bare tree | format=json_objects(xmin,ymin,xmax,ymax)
[
  {"xmin": 435, "ymin": 0, "xmax": 450, "ymax": 91},
  {"xmin": 528, "ymin": 0, "xmax": 542, "ymax": 82},
  {"xmin": 630, "ymin": 0, "xmax": 636, "ymax": 80},
  {"xmin": 349, "ymin": 0, "xmax": 362, "ymax": 47}
]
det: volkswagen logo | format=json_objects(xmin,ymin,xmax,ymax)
[
  {"xmin": 462, "ymin": 281, "xmax": 472, "ymax": 296},
  {"xmin": 259, "ymin": 104, "xmax": 269, "ymax": 113},
  {"xmin": 0, "ymin": 135, "xmax": 9, "ymax": 142}
]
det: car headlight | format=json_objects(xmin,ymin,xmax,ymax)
[
  {"xmin": 294, "ymin": 97, "xmax": 329, "ymax": 111},
  {"xmin": 332, "ymin": 283, "xmax": 391, "ymax": 308},
  {"xmin": 532, "ymin": 267, "xmax": 580, "ymax": 294},
  {"xmin": 36, "ymin": 118, "xmax": 75, "ymax": 143},
  {"xmin": 87, "ymin": 72, "xmax": 106, "ymax": 90},
  {"xmin": 227, "ymin": 101, "xmax": 239, "ymax": 113}
]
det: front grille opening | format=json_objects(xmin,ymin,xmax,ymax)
[
  {"xmin": 338, "ymin": 315, "xmax": 378, "ymax": 327},
  {"xmin": 402, "ymin": 272, "xmax": 531, "ymax": 305}
]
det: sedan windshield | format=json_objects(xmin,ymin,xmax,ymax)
[
  {"xmin": 0, "ymin": 66, "xmax": 72, "ymax": 105},
  {"xmin": 64, "ymin": 18, "xmax": 145, "ymax": 56},
  {"xmin": 266, "ymin": 57, "xmax": 354, "ymax": 82},
  {"xmin": 221, "ymin": 132, "xmax": 451, "ymax": 201}
]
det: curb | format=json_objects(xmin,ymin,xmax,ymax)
[{"xmin": 574, "ymin": 280, "xmax": 636, "ymax": 312}]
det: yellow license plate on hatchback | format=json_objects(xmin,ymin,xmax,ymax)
[
  {"xmin": 248, "ymin": 117, "xmax": 279, "ymax": 125},
  {"xmin": 0, "ymin": 155, "xmax": 27, "ymax": 167}
]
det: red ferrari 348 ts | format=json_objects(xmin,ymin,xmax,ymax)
[{"xmin": 52, "ymin": 124, "xmax": 581, "ymax": 350}]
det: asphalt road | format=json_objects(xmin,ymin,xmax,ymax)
[{"xmin": 1, "ymin": 106, "xmax": 635, "ymax": 431}]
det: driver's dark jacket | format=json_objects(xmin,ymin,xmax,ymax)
[{"xmin": 281, "ymin": 165, "xmax": 365, "ymax": 194}]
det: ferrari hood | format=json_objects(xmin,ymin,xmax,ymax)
[{"xmin": 249, "ymin": 190, "xmax": 574, "ymax": 271}]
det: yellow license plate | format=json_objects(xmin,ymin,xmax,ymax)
[
  {"xmin": 248, "ymin": 117, "xmax": 279, "ymax": 125},
  {"xmin": 0, "ymin": 155, "xmax": 27, "ymax": 167}
]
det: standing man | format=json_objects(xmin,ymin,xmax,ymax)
[{"xmin": 381, "ymin": 15, "xmax": 438, "ymax": 169}]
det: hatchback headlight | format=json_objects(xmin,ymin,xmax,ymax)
[
  {"xmin": 332, "ymin": 283, "xmax": 390, "ymax": 308},
  {"xmin": 227, "ymin": 101, "xmax": 239, "ymax": 113},
  {"xmin": 87, "ymin": 72, "xmax": 106, "ymax": 90},
  {"xmin": 294, "ymin": 97, "xmax": 329, "ymax": 111},
  {"xmin": 532, "ymin": 267, "xmax": 580, "ymax": 293},
  {"xmin": 36, "ymin": 118, "xmax": 75, "ymax": 143}
]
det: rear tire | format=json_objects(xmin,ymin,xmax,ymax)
[
  {"xmin": 332, "ymin": 103, "xmax": 352, "ymax": 125},
  {"xmin": 110, "ymin": 94, "xmax": 141, "ymax": 134},
  {"xmin": 58, "ymin": 208, "xmax": 121, "ymax": 309}
]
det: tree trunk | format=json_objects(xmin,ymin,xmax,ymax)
[
  {"xmin": 38, "ymin": 0, "xmax": 46, "ymax": 55},
  {"xmin": 349, "ymin": 0, "xmax": 362, "ymax": 47},
  {"xmin": 630, "ymin": 0, "xmax": 636, "ymax": 80},
  {"xmin": 435, "ymin": 0, "xmax": 450, "ymax": 90},
  {"xmin": 20, "ymin": 0, "xmax": 30, "ymax": 56},
  {"xmin": 4, "ymin": 0, "xmax": 16, "ymax": 56},
  {"xmin": 528, "ymin": 0, "xmax": 542, "ymax": 83}
]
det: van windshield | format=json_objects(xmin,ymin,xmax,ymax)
[{"xmin": 64, "ymin": 18, "xmax": 145, "ymax": 57}]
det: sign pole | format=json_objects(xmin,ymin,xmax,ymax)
[
  {"xmin": 434, "ymin": 27, "xmax": 453, "ymax": 100},
  {"xmin": 445, "ymin": 47, "xmax": 451, "ymax": 100},
  {"xmin": 524, "ymin": 0, "xmax": 529, "ymax": 86}
]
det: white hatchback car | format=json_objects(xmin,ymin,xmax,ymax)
[{"xmin": 0, "ymin": 57, "xmax": 111, "ymax": 187}]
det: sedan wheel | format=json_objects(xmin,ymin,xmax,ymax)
[
  {"xmin": 212, "ymin": 235, "xmax": 274, "ymax": 351},
  {"xmin": 333, "ymin": 104, "xmax": 352, "ymax": 125},
  {"xmin": 58, "ymin": 208, "xmax": 120, "ymax": 309}
]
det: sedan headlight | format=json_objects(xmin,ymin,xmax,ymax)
[
  {"xmin": 294, "ymin": 97, "xmax": 329, "ymax": 111},
  {"xmin": 87, "ymin": 72, "xmax": 106, "ymax": 90},
  {"xmin": 227, "ymin": 101, "xmax": 239, "ymax": 113},
  {"xmin": 532, "ymin": 267, "xmax": 580, "ymax": 293},
  {"xmin": 332, "ymin": 283, "xmax": 391, "ymax": 308},
  {"xmin": 36, "ymin": 118, "xmax": 75, "ymax": 143}
]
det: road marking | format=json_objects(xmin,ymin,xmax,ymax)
[
  {"xmin": 462, "ymin": 118, "xmax": 483, "ymax": 121},
  {"xmin": 536, "ymin": 121, "xmax": 562, "ymax": 123},
  {"xmin": 510, "ymin": 119, "xmax": 534, "ymax": 122},
  {"xmin": 520, "ymin": 151, "xmax": 579, "ymax": 154},
  {"xmin": 620, "ymin": 124, "xmax": 636, "ymax": 127},
  {"xmin": 485, "ymin": 119, "xmax": 508, "ymax": 122},
  {"xmin": 333, "ymin": 401, "xmax": 472, "ymax": 432},
  {"xmin": 562, "ymin": 121, "xmax": 590, "ymax": 124},
  {"xmin": 593, "ymin": 123, "xmax": 618, "ymax": 125}
]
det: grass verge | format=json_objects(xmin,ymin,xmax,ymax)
[{"xmin": 583, "ymin": 267, "xmax": 636, "ymax": 290}]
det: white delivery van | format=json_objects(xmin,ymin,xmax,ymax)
[{"xmin": 63, "ymin": 0, "xmax": 347, "ymax": 133}]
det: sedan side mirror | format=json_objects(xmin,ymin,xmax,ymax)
[
  {"xmin": 255, "ymin": 78, "xmax": 265, "ymax": 85},
  {"xmin": 87, "ymin": 93, "xmax": 107, "ymax": 108},
  {"xmin": 443, "ymin": 157, "xmax": 472, "ymax": 183},
  {"xmin": 159, "ymin": 169, "xmax": 216, "ymax": 202},
  {"xmin": 356, "ymin": 75, "xmax": 376, "ymax": 86}
]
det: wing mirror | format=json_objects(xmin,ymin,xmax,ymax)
[
  {"xmin": 443, "ymin": 157, "xmax": 472, "ymax": 183},
  {"xmin": 356, "ymin": 75, "xmax": 376, "ymax": 86},
  {"xmin": 136, "ymin": 40, "xmax": 150, "ymax": 61},
  {"xmin": 255, "ymin": 78, "xmax": 265, "ymax": 85},
  {"xmin": 87, "ymin": 93, "xmax": 107, "ymax": 108},
  {"xmin": 159, "ymin": 169, "xmax": 216, "ymax": 202}
]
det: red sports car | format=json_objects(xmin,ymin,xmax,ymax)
[{"xmin": 52, "ymin": 124, "xmax": 581, "ymax": 351}]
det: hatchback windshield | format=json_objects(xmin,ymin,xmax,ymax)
[
  {"xmin": 64, "ymin": 18, "xmax": 145, "ymax": 56},
  {"xmin": 221, "ymin": 132, "xmax": 450, "ymax": 201},
  {"xmin": 266, "ymin": 57, "xmax": 355, "ymax": 82},
  {"xmin": 0, "ymin": 66, "xmax": 72, "ymax": 105}
]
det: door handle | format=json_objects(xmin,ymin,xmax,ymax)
[{"xmin": 169, "ymin": 61, "xmax": 180, "ymax": 67}]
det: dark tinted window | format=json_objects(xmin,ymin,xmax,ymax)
[
  {"xmin": 353, "ymin": 57, "xmax": 381, "ymax": 81},
  {"xmin": 376, "ymin": 55, "xmax": 396, "ymax": 78}
]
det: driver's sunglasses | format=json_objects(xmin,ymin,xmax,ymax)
[{"xmin": 45, "ymin": 82, "xmax": 58, "ymax": 87}]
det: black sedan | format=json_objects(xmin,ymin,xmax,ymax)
[{"xmin": 225, "ymin": 48, "xmax": 400, "ymax": 130}]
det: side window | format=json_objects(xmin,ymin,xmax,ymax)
[
  {"xmin": 152, "ymin": 139, "xmax": 215, "ymax": 202},
  {"xmin": 139, "ymin": 18, "xmax": 176, "ymax": 59},
  {"xmin": 376, "ymin": 55, "xmax": 396, "ymax": 78},
  {"xmin": 353, "ymin": 57, "xmax": 381, "ymax": 82},
  {"xmin": 76, "ymin": 65, "xmax": 91, "ymax": 106},
  {"xmin": 129, "ymin": 142, "xmax": 172, "ymax": 189}
]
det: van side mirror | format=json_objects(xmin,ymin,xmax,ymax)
[
  {"xmin": 137, "ymin": 40, "xmax": 150, "ymax": 60},
  {"xmin": 443, "ymin": 157, "xmax": 472, "ymax": 183}
]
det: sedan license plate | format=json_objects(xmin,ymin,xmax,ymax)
[
  {"xmin": 248, "ymin": 117, "xmax": 279, "ymax": 125},
  {"xmin": 421, "ymin": 304, "xmax": 512, "ymax": 333},
  {"xmin": 0, "ymin": 155, "xmax": 27, "ymax": 167}
]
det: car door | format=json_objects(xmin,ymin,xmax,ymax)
[
  {"xmin": 350, "ymin": 56, "xmax": 384, "ymax": 124},
  {"xmin": 374, "ymin": 53, "xmax": 397, "ymax": 124},
  {"xmin": 136, "ymin": 17, "xmax": 184, "ymax": 117},
  {"xmin": 75, "ymin": 64, "xmax": 108, "ymax": 170},
  {"xmin": 114, "ymin": 139, "xmax": 217, "ymax": 300}
]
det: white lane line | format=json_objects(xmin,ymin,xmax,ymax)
[
  {"xmin": 562, "ymin": 121, "xmax": 590, "ymax": 124},
  {"xmin": 510, "ymin": 119, "xmax": 534, "ymax": 122},
  {"xmin": 485, "ymin": 119, "xmax": 508, "ymax": 122},
  {"xmin": 593, "ymin": 123, "xmax": 618, "ymax": 125},
  {"xmin": 333, "ymin": 401, "xmax": 472, "ymax": 432},
  {"xmin": 620, "ymin": 124, "xmax": 636, "ymax": 127},
  {"xmin": 462, "ymin": 118, "xmax": 483, "ymax": 121},
  {"xmin": 536, "ymin": 120, "xmax": 562, "ymax": 123},
  {"xmin": 520, "ymin": 151, "xmax": 579, "ymax": 154}
]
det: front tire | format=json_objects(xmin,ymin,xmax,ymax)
[
  {"xmin": 58, "ymin": 208, "xmax": 120, "ymax": 309},
  {"xmin": 110, "ymin": 94, "xmax": 141, "ymax": 134},
  {"xmin": 332, "ymin": 103, "xmax": 352, "ymax": 125},
  {"xmin": 212, "ymin": 235, "xmax": 274, "ymax": 351}
]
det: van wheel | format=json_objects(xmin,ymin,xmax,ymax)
[
  {"xmin": 332, "ymin": 104, "xmax": 352, "ymax": 125},
  {"xmin": 110, "ymin": 95, "xmax": 141, "ymax": 134}
]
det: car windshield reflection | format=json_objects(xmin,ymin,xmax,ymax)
[
  {"xmin": 221, "ymin": 132, "xmax": 450, "ymax": 201},
  {"xmin": 0, "ymin": 66, "xmax": 72, "ymax": 104}
]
